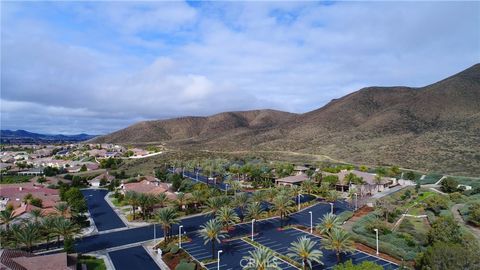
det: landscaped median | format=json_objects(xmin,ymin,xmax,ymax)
[{"xmin": 153, "ymin": 236, "xmax": 202, "ymax": 270}]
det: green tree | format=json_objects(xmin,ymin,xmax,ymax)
[
  {"xmin": 12, "ymin": 222, "xmax": 41, "ymax": 251},
  {"xmin": 215, "ymin": 206, "xmax": 240, "ymax": 230},
  {"xmin": 242, "ymin": 247, "xmax": 281, "ymax": 270},
  {"xmin": 301, "ymin": 180, "xmax": 316, "ymax": 195},
  {"xmin": 427, "ymin": 216, "xmax": 462, "ymax": 245},
  {"xmin": 124, "ymin": 191, "xmax": 139, "ymax": 220},
  {"xmin": 416, "ymin": 241, "xmax": 480, "ymax": 270},
  {"xmin": 424, "ymin": 194, "xmax": 448, "ymax": 215},
  {"xmin": 287, "ymin": 236, "xmax": 323, "ymax": 269},
  {"xmin": 440, "ymin": 177, "xmax": 459, "ymax": 193},
  {"xmin": 155, "ymin": 207, "xmax": 179, "ymax": 242},
  {"xmin": 321, "ymin": 228, "xmax": 355, "ymax": 262},
  {"xmin": 198, "ymin": 219, "xmax": 226, "ymax": 259},
  {"xmin": 272, "ymin": 195, "xmax": 294, "ymax": 228},
  {"xmin": 234, "ymin": 192, "xmax": 250, "ymax": 221},
  {"xmin": 0, "ymin": 209, "xmax": 15, "ymax": 230},
  {"xmin": 245, "ymin": 202, "xmax": 265, "ymax": 234},
  {"xmin": 52, "ymin": 217, "xmax": 80, "ymax": 248},
  {"xmin": 205, "ymin": 196, "xmax": 230, "ymax": 216},
  {"xmin": 316, "ymin": 213, "xmax": 341, "ymax": 235},
  {"xmin": 80, "ymin": 164, "xmax": 87, "ymax": 172},
  {"xmin": 55, "ymin": 202, "xmax": 70, "ymax": 218},
  {"xmin": 29, "ymin": 209, "xmax": 43, "ymax": 224}
]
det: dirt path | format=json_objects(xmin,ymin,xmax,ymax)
[{"xmin": 452, "ymin": 204, "xmax": 480, "ymax": 242}]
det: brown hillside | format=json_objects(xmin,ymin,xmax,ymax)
[{"xmin": 91, "ymin": 64, "xmax": 480, "ymax": 175}]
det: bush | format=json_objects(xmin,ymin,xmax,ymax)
[
  {"xmin": 441, "ymin": 177, "xmax": 459, "ymax": 193},
  {"xmin": 174, "ymin": 262, "xmax": 196, "ymax": 270},
  {"xmin": 337, "ymin": 211, "xmax": 354, "ymax": 223},
  {"xmin": 170, "ymin": 245, "xmax": 179, "ymax": 254}
]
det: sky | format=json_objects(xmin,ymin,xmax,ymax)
[{"xmin": 1, "ymin": 1, "xmax": 479, "ymax": 135}]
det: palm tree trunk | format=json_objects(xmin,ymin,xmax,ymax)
[
  {"xmin": 211, "ymin": 241, "xmax": 215, "ymax": 259},
  {"xmin": 336, "ymin": 251, "xmax": 340, "ymax": 262}
]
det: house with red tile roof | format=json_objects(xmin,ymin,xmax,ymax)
[
  {"xmin": 0, "ymin": 249, "xmax": 77, "ymax": 270},
  {"xmin": 121, "ymin": 179, "xmax": 176, "ymax": 200}
]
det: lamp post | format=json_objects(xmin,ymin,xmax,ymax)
[
  {"xmin": 179, "ymin": 225, "xmax": 183, "ymax": 248},
  {"xmin": 354, "ymin": 193, "xmax": 358, "ymax": 211},
  {"xmin": 196, "ymin": 172, "xmax": 199, "ymax": 181},
  {"xmin": 251, "ymin": 219, "xmax": 255, "ymax": 241},
  {"xmin": 225, "ymin": 184, "xmax": 228, "ymax": 195},
  {"xmin": 374, "ymin": 228, "xmax": 379, "ymax": 255},
  {"xmin": 153, "ymin": 223, "xmax": 156, "ymax": 242},
  {"xmin": 217, "ymin": 250, "xmax": 223, "ymax": 270},
  {"xmin": 308, "ymin": 211, "xmax": 313, "ymax": 234},
  {"xmin": 297, "ymin": 194, "xmax": 303, "ymax": 211},
  {"xmin": 329, "ymin": 202, "xmax": 334, "ymax": 214}
]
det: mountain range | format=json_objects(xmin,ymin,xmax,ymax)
[
  {"xmin": 0, "ymin": 130, "xmax": 97, "ymax": 144},
  {"xmin": 93, "ymin": 64, "xmax": 480, "ymax": 175}
]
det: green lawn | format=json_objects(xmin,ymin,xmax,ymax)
[
  {"xmin": 0, "ymin": 175, "xmax": 32, "ymax": 184},
  {"xmin": 77, "ymin": 256, "xmax": 106, "ymax": 270}
]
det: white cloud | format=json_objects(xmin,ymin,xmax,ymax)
[{"xmin": 1, "ymin": 1, "xmax": 478, "ymax": 134}]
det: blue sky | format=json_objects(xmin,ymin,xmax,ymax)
[{"xmin": 1, "ymin": 1, "xmax": 479, "ymax": 134}]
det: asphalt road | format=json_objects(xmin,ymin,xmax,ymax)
[
  {"xmin": 109, "ymin": 246, "xmax": 160, "ymax": 270},
  {"xmin": 82, "ymin": 189, "xmax": 126, "ymax": 231},
  {"xmin": 77, "ymin": 184, "xmax": 397, "ymax": 269}
]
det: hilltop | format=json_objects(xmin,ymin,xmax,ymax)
[{"xmin": 92, "ymin": 64, "xmax": 480, "ymax": 175}]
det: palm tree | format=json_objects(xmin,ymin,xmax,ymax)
[
  {"xmin": 55, "ymin": 202, "xmax": 69, "ymax": 218},
  {"xmin": 245, "ymin": 202, "xmax": 265, "ymax": 234},
  {"xmin": 287, "ymin": 236, "xmax": 323, "ymax": 269},
  {"xmin": 198, "ymin": 219, "xmax": 226, "ymax": 259},
  {"xmin": 265, "ymin": 188, "xmax": 278, "ymax": 202},
  {"xmin": 301, "ymin": 180, "xmax": 316, "ymax": 196},
  {"xmin": 190, "ymin": 190, "xmax": 204, "ymax": 210},
  {"xmin": 242, "ymin": 247, "xmax": 281, "ymax": 270},
  {"xmin": 124, "ymin": 191, "xmax": 139, "ymax": 220},
  {"xmin": 321, "ymin": 228, "xmax": 355, "ymax": 262},
  {"xmin": 42, "ymin": 216, "xmax": 57, "ymax": 249},
  {"xmin": 175, "ymin": 192, "xmax": 187, "ymax": 211},
  {"xmin": 0, "ymin": 208, "xmax": 15, "ymax": 230},
  {"xmin": 374, "ymin": 174, "xmax": 383, "ymax": 192},
  {"xmin": 52, "ymin": 217, "xmax": 80, "ymax": 248},
  {"xmin": 234, "ymin": 192, "xmax": 250, "ymax": 221},
  {"xmin": 215, "ymin": 206, "xmax": 240, "ymax": 231},
  {"xmin": 316, "ymin": 213, "xmax": 341, "ymax": 235},
  {"xmin": 12, "ymin": 222, "xmax": 41, "ymax": 252},
  {"xmin": 30, "ymin": 209, "xmax": 43, "ymax": 224},
  {"xmin": 156, "ymin": 193, "xmax": 168, "ymax": 208},
  {"xmin": 205, "ymin": 196, "xmax": 229, "ymax": 216},
  {"xmin": 155, "ymin": 207, "xmax": 179, "ymax": 242},
  {"xmin": 251, "ymin": 190, "xmax": 265, "ymax": 203},
  {"xmin": 326, "ymin": 190, "xmax": 339, "ymax": 203},
  {"xmin": 229, "ymin": 180, "xmax": 242, "ymax": 195},
  {"xmin": 272, "ymin": 195, "xmax": 294, "ymax": 228}
]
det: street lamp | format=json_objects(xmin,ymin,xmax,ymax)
[
  {"xmin": 179, "ymin": 225, "xmax": 183, "ymax": 248},
  {"xmin": 329, "ymin": 202, "xmax": 334, "ymax": 214},
  {"xmin": 217, "ymin": 250, "xmax": 223, "ymax": 270},
  {"xmin": 297, "ymin": 194, "xmax": 303, "ymax": 211},
  {"xmin": 196, "ymin": 172, "xmax": 199, "ymax": 181},
  {"xmin": 354, "ymin": 193, "xmax": 358, "ymax": 211},
  {"xmin": 251, "ymin": 219, "xmax": 256, "ymax": 241},
  {"xmin": 374, "ymin": 228, "xmax": 379, "ymax": 255},
  {"xmin": 225, "ymin": 184, "xmax": 228, "ymax": 195},
  {"xmin": 308, "ymin": 211, "xmax": 313, "ymax": 234}
]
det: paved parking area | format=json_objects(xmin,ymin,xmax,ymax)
[
  {"xmin": 108, "ymin": 246, "xmax": 160, "ymax": 270},
  {"xmin": 183, "ymin": 234, "xmax": 297, "ymax": 270},
  {"xmin": 254, "ymin": 228, "xmax": 398, "ymax": 269},
  {"xmin": 82, "ymin": 189, "xmax": 126, "ymax": 231}
]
